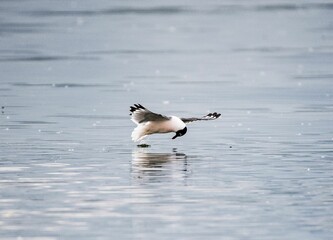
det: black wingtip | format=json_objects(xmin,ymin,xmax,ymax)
[
  {"xmin": 130, "ymin": 104, "xmax": 146, "ymax": 113},
  {"xmin": 207, "ymin": 112, "xmax": 221, "ymax": 119}
]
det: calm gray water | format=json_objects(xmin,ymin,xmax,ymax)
[{"xmin": 1, "ymin": 0, "xmax": 333, "ymax": 239}]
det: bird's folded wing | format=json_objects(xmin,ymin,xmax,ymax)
[
  {"xmin": 181, "ymin": 112, "xmax": 221, "ymax": 124},
  {"xmin": 130, "ymin": 104, "xmax": 170, "ymax": 124}
]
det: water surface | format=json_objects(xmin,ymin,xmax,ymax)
[{"xmin": 0, "ymin": 0, "xmax": 332, "ymax": 239}]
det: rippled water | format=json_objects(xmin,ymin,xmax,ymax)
[{"xmin": 1, "ymin": 0, "xmax": 333, "ymax": 239}]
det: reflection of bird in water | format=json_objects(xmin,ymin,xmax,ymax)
[{"xmin": 131, "ymin": 149, "xmax": 189, "ymax": 183}]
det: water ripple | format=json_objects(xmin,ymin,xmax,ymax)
[{"xmin": 24, "ymin": 3, "xmax": 333, "ymax": 18}]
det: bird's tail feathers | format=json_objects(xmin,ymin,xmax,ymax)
[{"xmin": 131, "ymin": 125, "xmax": 148, "ymax": 142}]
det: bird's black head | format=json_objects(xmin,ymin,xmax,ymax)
[{"xmin": 172, "ymin": 127, "xmax": 187, "ymax": 139}]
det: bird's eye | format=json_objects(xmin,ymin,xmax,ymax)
[{"xmin": 181, "ymin": 127, "xmax": 187, "ymax": 136}]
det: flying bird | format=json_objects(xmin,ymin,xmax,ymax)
[{"xmin": 130, "ymin": 104, "xmax": 221, "ymax": 142}]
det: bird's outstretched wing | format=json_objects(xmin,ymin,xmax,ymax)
[
  {"xmin": 130, "ymin": 104, "xmax": 170, "ymax": 125},
  {"xmin": 181, "ymin": 112, "xmax": 221, "ymax": 124}
]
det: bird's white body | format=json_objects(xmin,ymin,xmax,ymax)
[{"xmin": 131, "ymin": 116, "xmax": 185, "ymax": 142}]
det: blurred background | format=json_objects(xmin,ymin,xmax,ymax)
[{"xmin": 0, "ymin": 0, "xmax": 332, "ymax": 239}]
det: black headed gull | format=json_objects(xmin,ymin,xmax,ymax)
[{"xmin": 130, "ymin": 104, "xmax": 221, "ymax": 142}]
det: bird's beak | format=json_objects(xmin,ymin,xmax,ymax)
[{"xmin": 172, "ymin": 134, "xmax": 178, "ymax": 139}]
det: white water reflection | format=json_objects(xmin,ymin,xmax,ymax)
[{"xmin": 131, "ymin": 149, "xmax": 189, "ymax": 183}]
